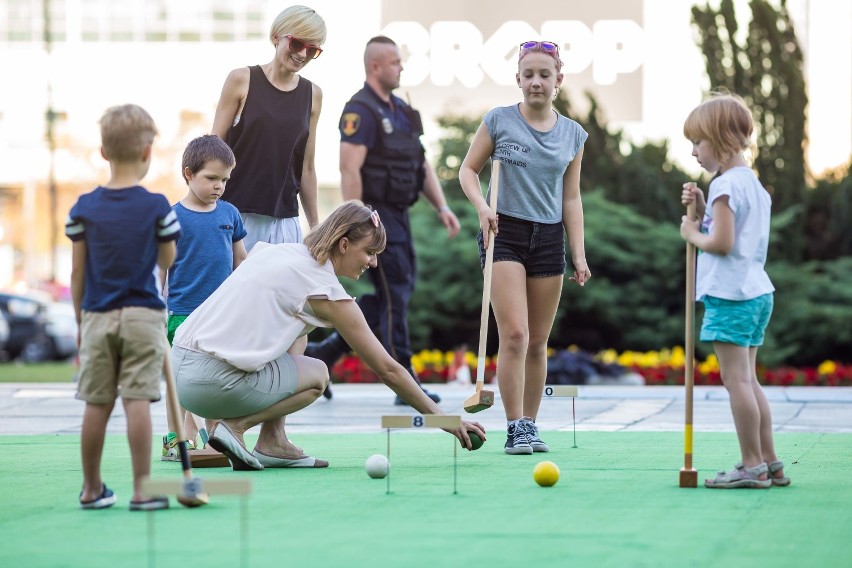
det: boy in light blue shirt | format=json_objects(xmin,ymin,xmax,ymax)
[{"xmin": 162, "ymin": 135, "xmax": 247, "ymax": 460}]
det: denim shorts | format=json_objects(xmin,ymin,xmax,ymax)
[
  {"xmin": 700, "ymin": 293, "xmax": 774, "ymax": 347},
  {"xmin": 478, "ymin": 214, "xmax": 566, "ymax": 277}
]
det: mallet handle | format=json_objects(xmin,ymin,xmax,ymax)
[
  {"xmin": 162, "ymin": 347, "xmax": 194, "ymax": 481},
  {"xmin": 475, "ymin": 160, "xmax": 500, "ymax": 388},
  {"xmin": 684, "ymin": 201, "xmax": 697, "ymax": 470}
]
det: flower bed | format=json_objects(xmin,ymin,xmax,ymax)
[
  {"xmin": 329, "ymin": 347, "xmax": 852, "ymax": 387},
  {"xmin": 330, "ymin": 349, "xmax": 494, "ymax": 384},
  {"xmin": 605, "ymin": 347, "xmax": 852, "ymax": 387}
]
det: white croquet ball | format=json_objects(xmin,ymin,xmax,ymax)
[{"xmin": 365, "ymin": 454, "xmax": 389, "ymax": 479}]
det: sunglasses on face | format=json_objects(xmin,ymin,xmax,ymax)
[
  {"xmin": 284, "ymin": 35, "xmax": 323, "ymax": 59},
  {"xmin": 519, "ymin": 41, "xmax": 560, "ymax": 55}
]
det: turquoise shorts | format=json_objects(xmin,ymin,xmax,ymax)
[{"xmin": 700, "ymin": 293, "xmax": 773, "ymax": 347}]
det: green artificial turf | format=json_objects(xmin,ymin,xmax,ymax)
[
  {"xmin": 0, "ymin": 362, "xmax": 77, "ymax": 383},
  {"xmin": 1, "ymin": 432, "xmax": 850, "ymax": 568}
]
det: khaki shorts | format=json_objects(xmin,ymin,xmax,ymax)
[{"xmin": 77, "ymin": 307, "xmax": 167, "ymax": 404}]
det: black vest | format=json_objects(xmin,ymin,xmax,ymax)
[{"xmin": 349, "ymin": 87, "xmax": 425, "ymax": 207}]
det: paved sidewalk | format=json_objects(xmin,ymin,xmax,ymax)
[{"xmin": 2, "ymin": 382, "xmax": 851, "ymax": 436}]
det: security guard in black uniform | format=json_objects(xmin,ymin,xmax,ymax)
[{"xmin": 306, "ymin": 36, "xmax": 460, "ymax": 404}]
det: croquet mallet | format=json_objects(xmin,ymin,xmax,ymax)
[
  {"xmin": 464, "ymin": 160, "xmax": 500, "ymax": 414},
  {"xmin": 680, "ymin": 197, "xmax": 698, "ymax": 488},
  {"xmin": 157, "ymin": 350, "xmax": 210, "ymax": 506}
]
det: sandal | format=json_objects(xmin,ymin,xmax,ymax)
[
  {"xmin": 705, "ymin": 463, "xmax": 772, "ymax": 489},
  {"xmin": 768, "ymin": 460, "xmax": 791, "ymax": 486},
  {"xmin": 162, "ymin": 433, "xmax": 197, "ymax": 462},
  {"xmin": 733, "ymin": 460, "xmax": 791, "ymax": 487}
]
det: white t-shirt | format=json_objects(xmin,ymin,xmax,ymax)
[
  {"xmin": 696, "ymin": 167, "xmax": 775, "ymax": 301},
  {"xmin": 173, "ymin": 243, "xmax": 351, "ymax": 371}
]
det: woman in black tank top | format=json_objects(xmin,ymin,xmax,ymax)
[{"xmin": 211, "ymin": 5, "xmax": 327, "ymax": 229}]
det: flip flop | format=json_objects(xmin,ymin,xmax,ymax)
[
  {"xmin": 80, "ymin": 484, "xmax": 117, "ymax": 509},
  {"xmin": 208, "ymin": 422, "xmax": 264, "ymax": 471},
  {"xmin": 253, "ymin": 448, "xmax": 329, "ymax": 468}
]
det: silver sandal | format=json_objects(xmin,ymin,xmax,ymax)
[
  {"xmin": 767, "ymin": 460, "xmax": 791, "ymax": 486},
  {"xmin": 705, "ymin": 463, "xmax": 772, "ymax": 489}
]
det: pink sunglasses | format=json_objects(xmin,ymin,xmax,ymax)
[{"xmin": 284, "ymin": 35, "xmax": 323, "ymax": 59}]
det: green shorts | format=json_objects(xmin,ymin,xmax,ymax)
[{"xmin": 167, "ymin": 314, "xmax": 189, "ymax": 346}]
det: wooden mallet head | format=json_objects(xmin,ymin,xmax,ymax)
[
  {"xmin": 177, "ymin": 477, "xmax": 210, "ymax": 508},
  {"xmin": 463, "ymin": 385, "xmax": 494, "ymax": 414},
  {"xmin": 679, "ymin": 468, "xmax": 698, "ymax": 488}
]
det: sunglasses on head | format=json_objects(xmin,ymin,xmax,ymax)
[
  {"xmin": 284, "ymin": 35, "xmax": 323, "ymax": 59},
  {"xmin": 519, "ymin": 41, "xmax": 559, "ymax": 54}
]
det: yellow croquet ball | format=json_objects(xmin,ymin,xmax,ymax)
[{"xmin": 533, "ymin": 461, "xmax": 560, "ymax": 487}]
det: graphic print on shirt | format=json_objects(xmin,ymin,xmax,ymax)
[{"xmin": 495, "ymin": 142, "xmax": 530, "ymax": 168}]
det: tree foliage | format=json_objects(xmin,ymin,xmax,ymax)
[
  {"xmin": 691, "ymin": 0, "xmax": 807, "ymax": 214},
  {"xmin": 554, "ymin": 95, "xmax": 693, "ymax": 224},
  {"xmin": 691, "ymin": 0, "xmax": 813, "ymax": 262},
  {"xmin": 763, "ymin": 257, "xmax": 852, "ymax": 366}
]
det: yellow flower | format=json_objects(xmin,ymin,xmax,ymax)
[
  {"xmin": 669, "ymin": 346, "xmax": 686, "ymax": 369},
  {"xmin": 465, "ymin": 352, "xmax": 478, "ymax": 368},
  {"xmin": 698, "ymin": 354, "xmax": 719, "ymax": 375},
  {"xmin": 598, "ymin": 349, "xmax": 618, "ymax": 365},
  {"xmin": 411, "ymin": 353, "xmax": 425, "ymax": 374},
  {"xmin": 617, "ymin": 351, "xmax": 637, "ymax": 367},
  {"xmin": 818, "ymin": 360, "xmax": 837, "ymax": 375}
]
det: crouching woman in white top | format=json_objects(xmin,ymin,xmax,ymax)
[{"xmin": 172, "ymin": 201, "xmax": 486, "ymax": 470}]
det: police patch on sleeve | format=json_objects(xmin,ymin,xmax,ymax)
[{"xmin": 341, "ymin": 113, "xmax": 361, "ymax": 136}]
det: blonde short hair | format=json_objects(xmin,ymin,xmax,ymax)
[
  {"xmin": 683, "ymin": 92, "xmax": 754, "ymax": 163},
  {"xmin": 270, "ymin": 5, "xmax": 327, "ymax": 45},
  {"xmin": 304, "ymin": 201, "xmax": 386, "ymax": 265},
  {"xmin": 99, "ymin": 104, "xmax": 157, "ymax": 162}
]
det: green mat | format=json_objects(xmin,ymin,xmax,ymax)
[{"xmin": 1, "ymin": 432, "xmax": 850, "ymax": 568}]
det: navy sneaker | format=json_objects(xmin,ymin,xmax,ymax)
[
  {"xmin": 521, "ymin": 418, "xmax": 550, "ymax": 452},
  {"xmin": 504, "ymin": 421, "xmax": 533, "ymax": 455}
]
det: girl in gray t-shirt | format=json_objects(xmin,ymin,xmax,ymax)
[{"xmin": 459, "ymin": 40, "xmax": 591, "ymax": 456}]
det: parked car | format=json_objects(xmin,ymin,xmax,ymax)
[
  {"xmin": 0, "ymin": 310, "xmax": 9, "ymax": 354},
  {"xmin": 0, "ymin": 292, "xmax": 49, "ymax": 361},
  {"xmin": 0, "ymin": 292, "xmax": 78, "ymax": 362},
  {"xmin": 43, "ymin": 301, "xmax": 78, "ymax": 360}
]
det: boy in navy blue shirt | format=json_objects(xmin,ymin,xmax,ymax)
[{"xmin": 66, "ymin": 104, "xmax": 180, "ymax": 511}]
